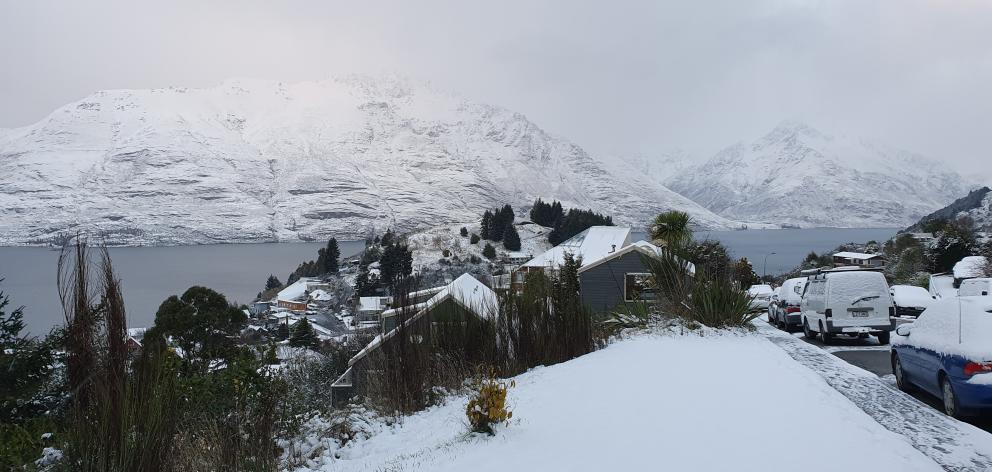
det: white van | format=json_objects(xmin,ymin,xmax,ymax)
[
  {"xmin": 959, "ymin": 278, "xmax": 992, "ymax": 297},
  {"xmin": 800, "ymin": 270, "xmax": 895, "ymax": 344}
]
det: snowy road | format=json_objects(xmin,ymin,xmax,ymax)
[{"xmin": 759, "ymin": 323, "xmax": 992, "ymax": 471}]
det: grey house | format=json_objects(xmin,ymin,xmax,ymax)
[
  {"xmin": 577, "ymin": 241, "xmax": 694, "ymax": 313},
  {"xmin": 515, "ymin": 227, "xmax": 694, "ymax": 313}
]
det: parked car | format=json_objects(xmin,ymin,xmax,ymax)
[
  {"xmin": 890, "ymin": 285, "xmax": 934, "ymax": 318},
  {"xmin": 770, "ymin": 277, "xmax": 807, "ymax": 332},
  {"xmin": 766, "ymin": 286, "xmax": 781, "ymax": 319},
  {"xmin": 959, "ymin": 278, "xmax": 992, "ymax": 297},
  {"xmin": 747, "ymin": 284, "xmax": 774, "ymax": 311},
  {"xmin": 800, "ymin": 270, "xmax": 894, "ymax": 345},
  {"xmin": 891, "ymin": 297, "xmax": 992, "ymax": 418}
]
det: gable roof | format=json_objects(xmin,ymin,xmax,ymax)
[
  {"xmin": 522, "ymin": 226, "xmax": 631, "ymax": 270},
  {"xmin": 348, "ymin": 273, "xmax": 498, "ymax": 366},
  {"xmin": 578, "ymin": 240, "xmax": 696, "ymax": 276},
  {"xmin": 833, "ymin": 252, "xmax": 883, "ymax": 261},
  {"xmin": 277, "ymin": 278, "xmax": 312, "ymax": 302}
]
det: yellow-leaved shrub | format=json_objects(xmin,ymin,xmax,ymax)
[{"xmin": 465, "ymin": 373, "xmax": 514, "ymax": 435}]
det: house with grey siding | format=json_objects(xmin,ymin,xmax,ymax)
[{"xmin": 515, "ymin": 227, "xmax": 694, "ymax": 313}]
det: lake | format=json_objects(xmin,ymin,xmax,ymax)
[
  {"xmin": 689, "ymin": 227, "xmax": 898, "ymax": 277},
  {"xmin": 0, "ymin": 241, "xmax": 365, "ymax": 336},
  {"xmin": 1, "ymin": 227, "xmax": 898, "ymax": 335}
]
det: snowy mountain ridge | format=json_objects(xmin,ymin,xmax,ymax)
[
  {"xmin": 0, "ymin": 76, "xmax": 735, "ymax": 246},
  {"xmin": 666, "ymin": 121, "xmax": 972, "ymax": 228}
]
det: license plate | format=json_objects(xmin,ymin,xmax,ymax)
[{"xmin": 852, "ymin": 312, "xmax": 870, "ymax": 318}]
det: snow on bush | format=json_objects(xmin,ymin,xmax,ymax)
[{"xmin": 465, "ymin": 372, "xmax": 514, "ymax": 435}]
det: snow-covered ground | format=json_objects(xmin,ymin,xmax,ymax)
[
  {"xmin": 292, "ymin": 329, "xmax": 945, "ymax": 471},
  {"xmin": 759, "ymin": 323, "xmax": 992, "ymax": 470},
  {"xmin": 405, "ymin": 221, "xmax": 550, "ymax": 271}
]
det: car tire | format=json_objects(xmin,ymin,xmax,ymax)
[
  {"xmin": 941, "ymin": 376, "xmax": 965, "ymax": 419},
  {"xmin": 818, "ymin": 321, "xmax": 833, "ymax": 344},
  {"xmin": 877, "ymin": 331, "xmax": 890, "ymax": 345},
  {"xmin": 892, "ymin": 354, "xmax": 913, "ymax": 393},
  {"xmin": 803, "ymin": 319, "xmax": 816, "ymax": 339}
]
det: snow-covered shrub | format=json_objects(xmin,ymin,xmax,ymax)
[{"xmin": 465, "ymin": 372, "xmax": 514, "ymax": 435}]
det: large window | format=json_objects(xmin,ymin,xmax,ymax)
[{"xmin": 624, "ymin": 273, "xmax": 656, "ymax": 302}]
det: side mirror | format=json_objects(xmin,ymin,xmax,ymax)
[{"xmin": 895, "ymin": 324, "xmax": 912, "ymax": 337}]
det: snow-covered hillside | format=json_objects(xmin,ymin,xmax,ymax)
[
  {"xmin": 288, "ymin": 330, "xmax": 945, "ymax": 471},
  {"xmin": 666, "ymin": 121, "xmax": 971, "ymax": 228},
  {"xmin": 0, "ymin": 76, "xmax": 734, "ymax": 246},
  {"xmin": 905, "ymin": 186, "xmax": 992, "ymax": 232}
]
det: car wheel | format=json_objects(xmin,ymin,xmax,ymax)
[
  {"xmin": 877, "ymin": 331, "xmax": 890, "ymax": 345},
  {"xmin": 941, "ymin": 376, "xmax": 964, "ymax": 419},
  {"xmin": 892, "ymin": 354, "xmax": 913, "ymax": 393},
  {"xmin": 803, "ymin": 319, "xmax": 816, "ymax": 339},
  {"xmin": 818, "ymin": 321, "xmax": 833, "ymax": 344}
]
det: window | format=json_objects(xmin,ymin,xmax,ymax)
[{"xmin": 625, "ymin": 273, "xmax": 656, "ymax": 302}]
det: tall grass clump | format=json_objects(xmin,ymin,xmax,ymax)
[
  {"xmin": 57, "ymin": 239, "xmax": 181, "ymax": 471},
  {"xmin": 54, "ymin": 238, "xmax": 284, "ymax": 472}
]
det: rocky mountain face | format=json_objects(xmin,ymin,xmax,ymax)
[
  {"xmin": 666, "ymin": 121, "xmax": 971, "ymax": 228},
  {"xmin": 0, "ymin": 76, "xmax": 734, "ymax": 246},
  {"xmin": 905, "ymin": 187, "xmax": 992, "ymax": 232}
]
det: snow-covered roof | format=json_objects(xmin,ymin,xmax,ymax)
[
  {"xmin": 358, "ymin": 296, "xmax": 387, "ymax": 312},
  {"xmin": 522, "ymin": 226, "xmax": 631, "ymax": 270},
  {"xmin": 953, "ymin": 256, "xmax": 988, "ymax": 279},
  {"xmin": 277, "ymin": 278, "xmax": 311, "ymax": 302},
  {"xmin": 833, "ymin": 251, "xmax": 883, "ymax": 260},
  {"xmin": 310, "ymin": 289, "xmax": 332, "ymax": 301},
  {"xmin": 349, "ymin": 273, "xmax": 498, "ymax": 366},
  {"xmin": 577, "ymin": 240, "xmax": 695, "ymax": 276}
]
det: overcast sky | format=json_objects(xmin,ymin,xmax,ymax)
[{"xmin": 1, "ymin": 0, "xmax": 990, "ymax": 174}]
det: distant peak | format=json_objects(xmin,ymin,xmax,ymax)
[{"xmin": 756, "ymin": 119, "xmax": 828, "ymax": 147}]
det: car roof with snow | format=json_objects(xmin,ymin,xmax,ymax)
[
  {"xmin": 890, "ymin": 285, "xmax": 933, "ymax": 307},
  {"xmin": 953, "ymin": 256, "xmax": 988, "ymax": 280},
  {"xmin": 894, "ymin": 297, "xmax": 992, "ymax": 361}
]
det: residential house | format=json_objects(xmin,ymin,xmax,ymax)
[
  {"xmin": 832, "ymin": 252, "xmax": 885, "ymax": 268},
  {"xmin": 514, "ymin": 226, "xmax": 692, "ymax": 313},
  {"xmin": 331, "ymin": 273, "xmax": 498, "ymax": 405}
]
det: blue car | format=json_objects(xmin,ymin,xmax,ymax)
[{"xmin": 891, "ymin": 297, "xmax": 992, "ymax": 419}]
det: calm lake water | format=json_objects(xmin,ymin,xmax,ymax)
[
  {"xmin": 689, "ymin": 227, "xmax": 898, "ymax": 277},
  {"xmin": 0, "ymin": 242, "xmax": 365, "ymax": 335},
  {"xmin": 1, "ymin": 227, "xmax": 897, "ymax": 335}
]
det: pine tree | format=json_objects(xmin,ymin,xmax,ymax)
[
  {"xmin": 480, "ymin": 210, "xmax": 494, "ymax": 240},
  {"xmin": 265, "ymin": 274, "xmax": 282, "ymax": 291},
  {"xmin": 470, "ymin": 233, "xmax": 480, "ymax": 244},
  {"xmin": 276, "ymin": 321, "xmax": 290, "ymax": 341},
  {"xmin": 290, "ymin": 318, "xmax": 318, "ymax": 348},
  {"xmin": 460, "ymin": 227, "xmax": 469, "ymax": 237},
  {"xmin": 325, "ymin": 238, "xmax": 341, "ymax": 273},
  {"xmin": 482, "ymin": 243, "xmax": 497, "ymax": 260},
  {"xmin": 503, "ymin": 225, "xmax": 521, "ymax": 251}
]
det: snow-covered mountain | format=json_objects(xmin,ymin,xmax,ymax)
[
  {"xmin": 0, "ymin": 76, "xmax": 734, "ymax": 246},
  {"xmin": 666, "ymin": 121, "xmax": 971, "ymax": 228},
  {"xmin": 905, "ymin": 186, "xmax": 992, "ymax": 232}
]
